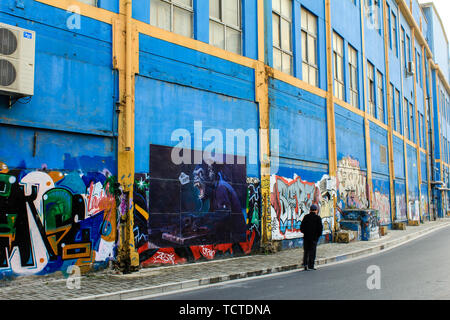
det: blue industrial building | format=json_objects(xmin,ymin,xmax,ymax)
[{"xmin": 0, "ymin": 0, "xmax": 449, "ymax": 278}]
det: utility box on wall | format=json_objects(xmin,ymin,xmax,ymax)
[{"xmin": 0, "ymin": 23, "xmax": 35, "ymax": 97}]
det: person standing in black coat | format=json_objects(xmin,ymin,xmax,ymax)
[{"xmin": 300, "ymin": 204, "xmax": 323, "ymax": 270}]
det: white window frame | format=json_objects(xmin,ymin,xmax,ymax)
[
  {"xmin": 368, "ymin": 62, "xmax": 375, "ymax": 117},
  {"xmin": 209, "ymin": 0, "xmax": 242, "ymax": 54},
  {"xmin": 272, "ymin": 0, "xmax": 293, "ymax": 75},
  {"xmin": 150, "ymin": 0, "xmax": 194, "ymax": 38},
  {"xmin": 376, "ymin": 71, "xmax": 384, "ymax": 122},
  {"xmin": 301, "ymin": 7, "xmax": 318, "ymax": 86},
  {"xmin": 348, "ymin": 46, "xmax": 358, "ymax": 107},
  {"xmin": 333, "ymin": 32, "xmax": 345, "ymax": 100}
]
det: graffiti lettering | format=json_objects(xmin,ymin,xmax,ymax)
[{"xmin": 337, "ymin": 157, "xmax": 368, "ymax": 209}]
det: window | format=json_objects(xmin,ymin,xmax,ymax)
[
  {"xmin": 301, "ymin": 8, "xmax": 318, "ymax": 86},
  {"xmin": 273, "ymin": 0, "xmax": 293, "ymax": 75},
  {"xmin": 367, "ymin": 62, "xmax": 375, "ymax": 117},
  {"xmin": 348, "ymin": 45, "xmax": 359, "ymax": 108},
  {"xmin": 333, "ymin": 32, "xmax": 345, "ymax": 100},
  {"xmin": 401, "ymin": 28, "xmax": 406, "ymax": 68},
  {"xmin": 406, "ymin": 35, "xmax": 411, "ymax": 63},
  {"xmin": 365, "ymin": 0, "xmax": 380, "ymax": 30},
  {"xmin": 409, "ymin": 103, "xmax": 414, "ymax": 141},
  {"xmin": 417, "ymin": 51, "xmax": 423, "ymax": 87},
  {"xmin": 390, "ymin": 83, "xmax": 394, "ymax": 124},
  {"xmin": 209, "ymin": 0, "xmax": 242, "ymax": 54},
  {"xmin": 150, "ymin": 0, "xmax": 194, "ymax": 38},
  {"xmin": 387, "ymin": 4, "xmax": 391, "ymax": 48},
  {"xmin": 415, "ymin": 49, "xmax": 419, "ymax": 83},
  {"xmin": 391, "ymin": 12, "xmax": 398, "ymax": 56},
  {"xmin": 403, "ymin": 98, "xmax": 408, "ymax": 136},
  {"xmin": 419, "ymin": 113, "xmax": 425, "ymax": 148},
  {"xmin": 395, "ymin": 89, "xmax": 401, "ymax": 133},
  {"xmin": 376, "ymin": 71, "xmax": 384, "ymax": 122}
]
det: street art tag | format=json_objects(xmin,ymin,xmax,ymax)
[{"xmin": 270, "ymin": 174, "xmax": 336, "ymax": 240}]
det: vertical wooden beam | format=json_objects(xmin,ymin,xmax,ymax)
[
  {"xmin": 256, "ymin": 0, "xmax": 272, "ymax": 247},
  {"xmin": 433, "ymin": 66, "xmax": 444, "ymax": 216},
  {"xmin": 325, "ymin": 0, "xmax": 338, "ymax": 232},
  {"xmin": 395, "ymin": 4, "xmax": 409, "ymax": 222},
  {"xmin": 411, "ymin": 29, "xmax": 423, "ymax": 222},
  {"xmin": 422, "ymin": 48, "xmax": 431, "ymax": 220},
  {"xmin": 360, "ymin": 0, "xmax": 373, "ymax": 208},
  {"xmin": 115, "ymin": 0, "xmax": 139, "ymax": 270},
  {"xmin": 382, "ymin": 0, "xmax": 397, "ymax": 225},
  {"xmin": 427, "ymin": 57, "xmax": 437, "ymax": 219},
  {"xmin": 325, "ymin": 0, "xmax": 337, "ymax": 177}
]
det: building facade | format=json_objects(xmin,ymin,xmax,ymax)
[{"xmin": 0, "ymin": 0, "xmax": 449, "ymax": 278}]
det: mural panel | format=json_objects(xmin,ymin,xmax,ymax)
[
  {"xmin": 372, "ymin": 177, "xmax": 391, "ymax": 225},
  {"xmin": 336, "ymin": 157, "xmax": 369, "ymax": 210},
  {"xmin": 394, "ymin": 180, "xmax": 407, "ymax": 221},
  {"xmin": 0, "ymin": 161, "xmax": 117, "ymax": 279},
  {"xmin": 270, "ymin": 174, "xmax": 336, "ymax": 240},
  {"xmin": 134, "ymin": 145, "xmax": 261, "ymax": 266}
]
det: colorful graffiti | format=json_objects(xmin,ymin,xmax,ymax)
[
  {"xmin": 395, "ymin": 193, "xmax": 407, "ymax": 221},
  {"xmin": 270, "ymin": 174, "xmax": 336, "ymax": 240},
  {"xmin": 408, "ymin": 199, "xmax": 420, "ymax": 221},
  {"xmin": 372, "ymin": 191, "xmax": 390, "ymax": 225},
  {"xmin": 133, "ymin": 145, "xmax": 262, "ymax": 266},
  {"xmin": 0, "ymin": 162, "xmax": 117, "ymax": 278},
  {"xmin": 420, "ymin": 193, "xmax": 429, "ymax": 221},
  {"xmin": 336, "ymin": 157, "xmax": 368, "ymax": 209}
]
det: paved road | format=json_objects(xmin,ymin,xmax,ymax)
[{"xmin": 147, "ymin": 225, "xmax": 450, "ymax": 300}]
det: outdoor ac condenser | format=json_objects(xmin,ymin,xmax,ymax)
[{"xmin": 0, "ymin": 23, "xmax": 35, "ymax": 97}]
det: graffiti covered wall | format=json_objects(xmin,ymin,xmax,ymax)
[
  {"xmin": 372, "ymin": 177, "xmax": 391, "ymax": 225},
  {"xmin": 270, "ymin": 174, "xmax": 336, "ymax": 240},
  {"xmin": 336, "ymin": 156, "xmax": 369, "ymax": 210},
  {"xmin": 395, "ymin": 181, "xmax": 407, "ymax": 221},
  {"xmin": 0, "ymin": 161, "xmax": 117, "ymax": 279}
]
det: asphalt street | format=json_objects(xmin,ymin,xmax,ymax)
[{"xmin": 147, "ymin": 225, "xmax": 450, "ymax": 300}]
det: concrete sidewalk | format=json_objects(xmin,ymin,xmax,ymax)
[{"xmin": 1, "ymin": 218, "xmax": 449, "ymax": 300}]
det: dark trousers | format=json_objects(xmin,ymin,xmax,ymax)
[{"xmin": 303, "ymin": 239, "xmax": 318, "ymax": 268}]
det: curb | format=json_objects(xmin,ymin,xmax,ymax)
[{"xmin": 76, "ymin": 221, "xmax": 450, "ymax": 300}]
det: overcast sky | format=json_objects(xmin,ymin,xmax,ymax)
[{"xmin": 419, "ymin": 0, "xmax": 450, "ymax": 43}]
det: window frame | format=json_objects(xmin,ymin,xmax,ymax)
[
  {"xmin": 272, "ymin": 0, "xmax": 293, "ymax": 75},
  {"xmin": 391, "ymin": 12, "xmax": 398, "ymax": 56},
  {"xmin": 367, "ymin": 62, "xmax": 376, "ymax": 117},
  {"xmin": 209, "ymin": 0, "xmax": 243, "ymax": 54},
  {"xmin": 333, "ymin": 32, "xmax": 345, "ymax": 101},
  {"xmin": 348, "ymin": 45, "xmax": 359, "ymax": 108},
  {"xmin": 395, "ymin": 89, "xmax": 401, "ymax": 133},
  {"xmin": 376, "ymin": 70, "xmax": 384, "ymax": 122},
  {"xmin": 301, "ymin": 7, "xmax": 319, "ymax": 86},
  {"xmin": 409, "ymin": 102, "xmax": 414, "ymax": 142},
  {"xmin": 150, "ymin": 0, "xmax": 195, "ymax": 38}
]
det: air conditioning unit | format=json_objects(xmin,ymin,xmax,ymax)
[
  {"xmin": 0, "ymin": 23, "xmax": 35, "ymax": 97},
  {"xmin": 406, "ymin": 61, "xmax": 415, "ymax": 77}
]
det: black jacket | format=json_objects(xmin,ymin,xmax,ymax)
[{"xmin": 300, "ymin": 212, "xmax": 323, "ymax": 242}]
